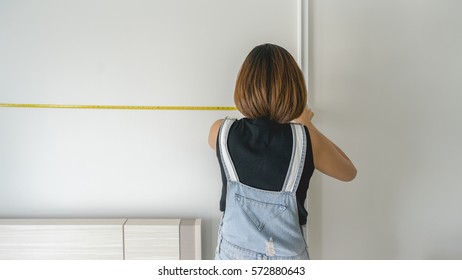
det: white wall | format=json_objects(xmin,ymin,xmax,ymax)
[
  {"xmin": 0, "ymin": 0, "xmax": 302, "ymax": 260},
  {"xmin": 308, "ymin": 0, "xmax": 462, "ymax": 259}
]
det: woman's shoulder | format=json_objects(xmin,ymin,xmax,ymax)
[{"xmin": 208, "ymin": 119, "xmax": 224, "ymax": 150}]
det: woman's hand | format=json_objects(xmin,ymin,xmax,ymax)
[{"xmin": 295, "ymin": 108, "xmax": 314, "ymax": 125}]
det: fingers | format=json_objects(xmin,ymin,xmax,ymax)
[{"xmin": 304, "ymin": 107, "xmax": 314, "ymax": 121}]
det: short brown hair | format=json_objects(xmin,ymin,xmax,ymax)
[{"xmin": 234, "ymin": 44, "xmax": 307, "ymax": 123}]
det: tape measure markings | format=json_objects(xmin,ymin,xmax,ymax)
[{"xmin": 0, "ymin": 103, "xmax": 237, "ymax": 111}]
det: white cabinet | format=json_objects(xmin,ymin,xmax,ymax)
[{"xmin": 0, "ymin": 219, "xmax": 201, "ymax": 260}]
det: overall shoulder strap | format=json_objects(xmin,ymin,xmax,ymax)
[
  {"xmin": 218, "ymin": 118, "xmax": 239, "ymax": 182},
  {"xmin": 282, "ymin": 123, "xmax": 307, "ymax": 193}
]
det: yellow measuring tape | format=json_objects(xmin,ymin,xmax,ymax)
[{"xmin": 0, "ymin": 103, "xmax": 237, "ymax": 111}]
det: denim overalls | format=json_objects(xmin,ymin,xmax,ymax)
[{"xmin": 215, "ymin": 118, "xmax": 309, "ymax": 260}]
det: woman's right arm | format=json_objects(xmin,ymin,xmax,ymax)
[{"xmin": 296, "ymin": 108, "xmax": 357, "ymax": 182}]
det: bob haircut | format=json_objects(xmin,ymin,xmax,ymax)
[{"xmin": 234, "ymin": 43, "xmax": 307, "ymax": 124}]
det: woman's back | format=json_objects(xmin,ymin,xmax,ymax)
[
  {"xmin": 215, "ymin": 118, "xmax": 310, "ymax": 260},
  {"xmin": 216, "ymin": 117, "xmax": 314, "ymax": 225}
]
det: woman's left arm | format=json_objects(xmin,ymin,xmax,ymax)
[{"xmin": 208, "ymin": 119, "xmax": 224, "ymax": 150}]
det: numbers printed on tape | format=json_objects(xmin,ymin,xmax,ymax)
[{"xmin": 0, "ymin": 103, "xmax": 237, "ymax": 111}]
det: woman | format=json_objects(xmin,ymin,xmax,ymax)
[{"xmin": 209, "ymin": 43, "xmax": 356, "ymax": 260}]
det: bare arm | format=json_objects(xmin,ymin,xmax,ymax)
[
  {"xmin": 208, "ymin": 119, "xmax": 224, "ymax": 150},
  {"xmin": 296, "ymin": 108, "xmax": 357, "ymax": 182}
]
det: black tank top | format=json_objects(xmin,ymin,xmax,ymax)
[{"xmin": 216, "ymin": 117, "xmax": 315, "ymax": 225}]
